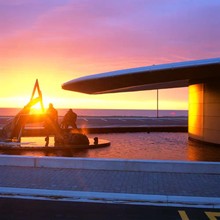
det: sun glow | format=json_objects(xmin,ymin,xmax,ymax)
[
  {"xmin": 0, "ymin": 57, "xmax": 189, "ymax": 110},
  {"xmin": 29, "ymin": 103, "xmax": 45, "ymax": 115}
]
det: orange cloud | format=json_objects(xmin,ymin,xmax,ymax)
[{"xmin": 0, "ymin": 0, "xmax": 219, "ymax": 109}]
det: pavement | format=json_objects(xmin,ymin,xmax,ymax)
[
  {"xmin": 0, "ymin": 116, "xmax": 188, "ymax": 128},
  {"xmin": 0, "ymin": 116, "xmax": 188, "ymax": 134},
  {"xmin": 0, "ymin": 156, "xmax": 220, "ymax": 209},
  {"xmin": 75, "ymin": 116, "xmax": 188, "ymax": 128}
]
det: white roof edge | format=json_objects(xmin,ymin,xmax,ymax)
[{"xmin": 63, "ymin": 57, "xmax": 220, "ymax": 86}]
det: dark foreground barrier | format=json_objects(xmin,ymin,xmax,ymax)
[{"xmin": 18, "ymin": 126, "xmax": 188, "ymax": 137}]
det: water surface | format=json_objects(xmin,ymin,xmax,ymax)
[{"xmin": 1, "ymin": 132, "xmax": 220, "ymax": 162}]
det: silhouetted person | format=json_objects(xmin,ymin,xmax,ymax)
[
  {"xmin": 61, "ymin": 109, "xmax": 77, "ymax": 130},
  {"xmin": 44, "ymin": 103, "xmax": 59, "ymax": 146}
]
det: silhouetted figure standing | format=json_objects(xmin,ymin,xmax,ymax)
[
  {"xmin": 61, "ymin": 109, "xmax": 78, "ymax": 130},
  {"xmin": 44, "ymin": 103, "xmax": 59, "ymax": 146}
]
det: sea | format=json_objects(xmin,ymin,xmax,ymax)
[{"xmin": 0, "ymin": 107, "xmax": 188, "ymax": 117}]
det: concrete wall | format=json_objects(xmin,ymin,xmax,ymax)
[{"xmin": 189, "ymin": 81, "xmax": 220, "ymax": 145}]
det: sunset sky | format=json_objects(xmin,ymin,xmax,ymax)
[{"xmin": 0, "ymin": 0, "xmax": 219, "ymax": 110}]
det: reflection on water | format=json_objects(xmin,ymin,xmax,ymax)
[
  {"xmin": 1, "ymin": 132, "xmax": 220, "ymax": 162},
  {"xmin": 187, "ymin": 139, "xmax": 220, "ymax": 162}
]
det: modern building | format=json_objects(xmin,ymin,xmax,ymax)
[{"xmin": 62, "ymin": 57, "xmax": 220, "ymax": 145}]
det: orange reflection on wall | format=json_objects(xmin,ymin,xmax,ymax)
[{"xmin": 188, "ymin": 84, "xmax": 204, "ymax": 137}]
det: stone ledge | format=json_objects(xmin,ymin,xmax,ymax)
[
  {"xmin": 0, "ymin": 187, "xmax": 219, "ymax": 208},
  {"xmin": 0, "ymin": 155, "xmax": 35, "ymax": 167},
  {"xmin": 0, "ymin": 155, "xmax": 220, "ymax": 174}
]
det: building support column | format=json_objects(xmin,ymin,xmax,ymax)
[{"xmin": 188, "ymin": 80, "xmax": 220, "ymax": 145}]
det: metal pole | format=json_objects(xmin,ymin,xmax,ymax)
[{"xmin": 157, "ymin": 89, "xmax": 159, "ymax": 118}]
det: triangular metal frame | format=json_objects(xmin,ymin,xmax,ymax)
[
  {"xmin": 17, "ymin": 79, "xmax": 45, "ymax": 141},
  {"xmin": 1, "ymin": 79, "xmax": 45, "ymax": 142},
  {"xmin": 29, "ymin": 79, "xmax": 45, "ymax": 112}
]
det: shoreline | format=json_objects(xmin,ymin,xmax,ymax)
[{"xmin": 0, "ymin": 108, "xmax": 188, "ymax": 117}]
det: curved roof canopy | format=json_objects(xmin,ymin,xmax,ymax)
[{"xmin": 62, "ymin": 57, "xmax": 220, "ymax": 94}]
